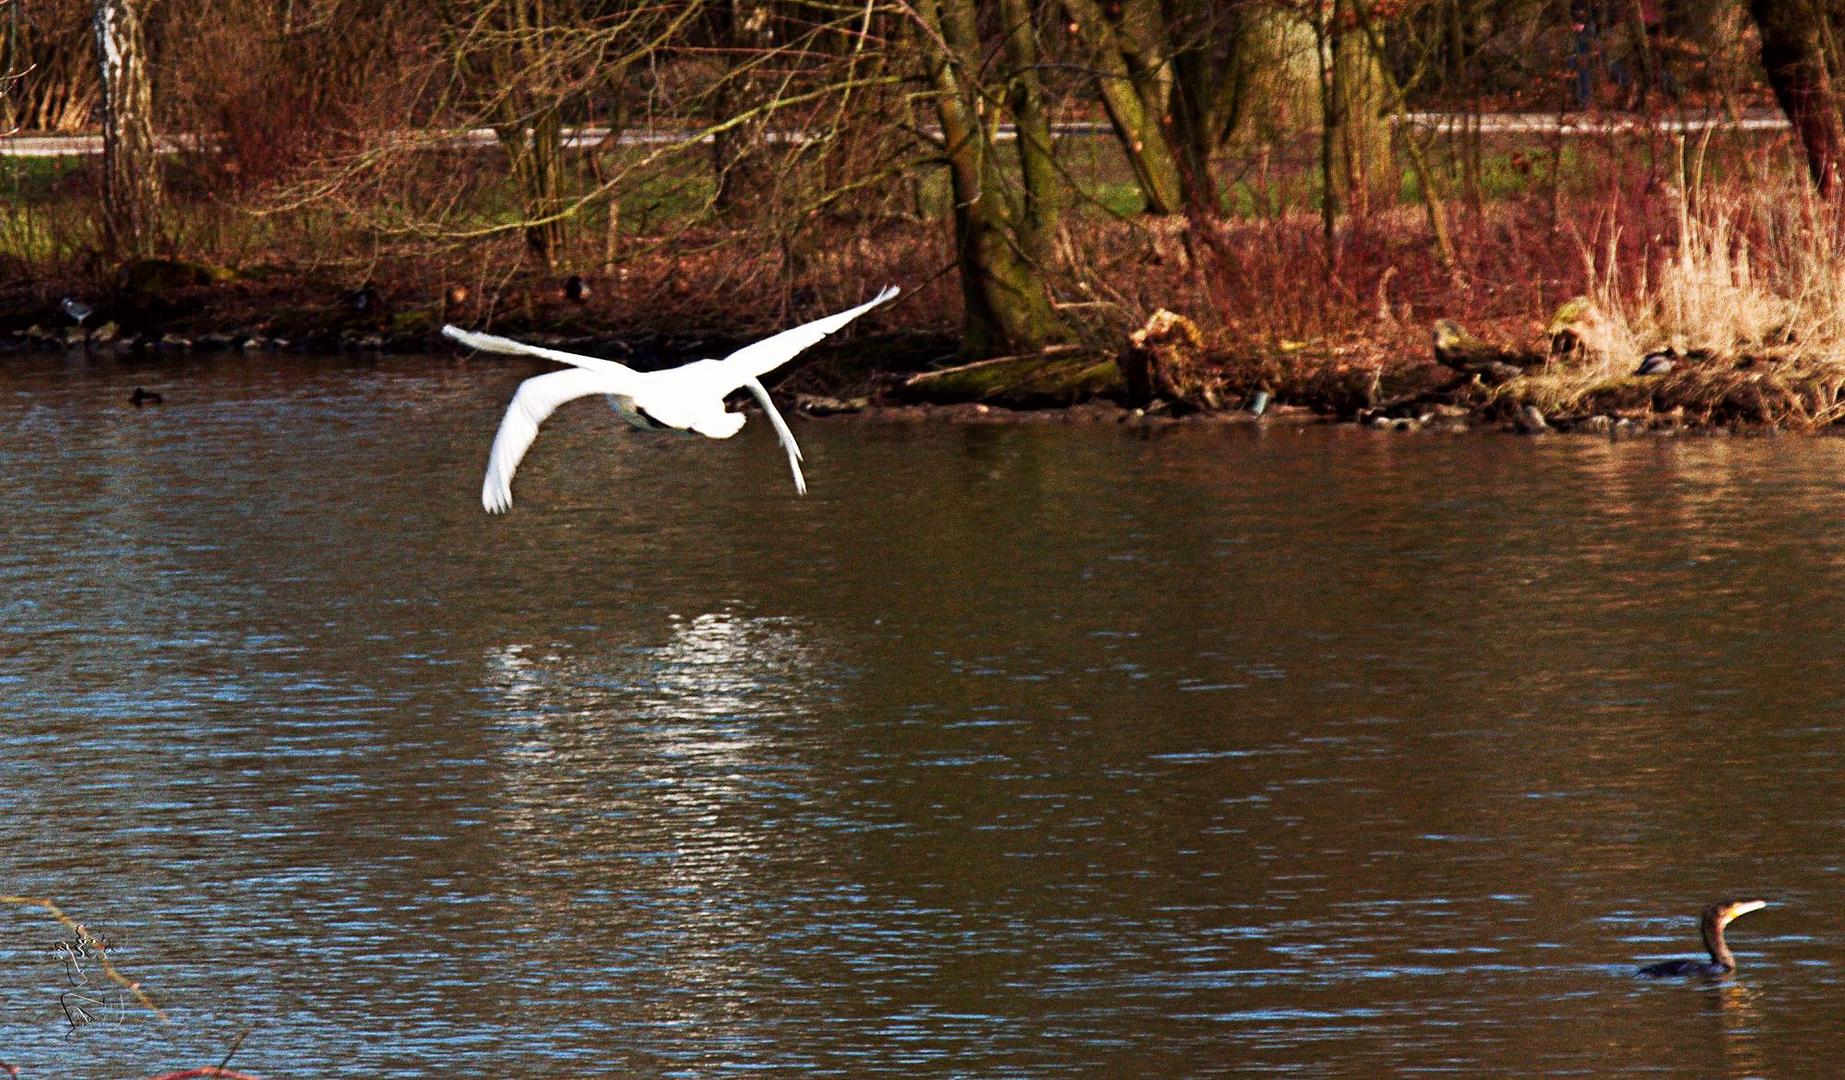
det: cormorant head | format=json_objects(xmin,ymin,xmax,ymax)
[{"xmin": 1707, "ymin": 899, "xmax": 1768, "ymax": 928}]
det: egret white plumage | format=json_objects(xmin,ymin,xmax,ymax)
[{"xmin": 445, "ymin": 285, "xmax": 898, "ymax": 512}]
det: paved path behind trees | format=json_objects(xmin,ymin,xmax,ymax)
[{"xmin": 0, "ymin": 110, "xmax": 1793, "ymax": 158}]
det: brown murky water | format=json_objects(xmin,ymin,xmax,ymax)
[{"xmin": 2, "ymin": 355, "xmax": 1843, "ymax": 1076}]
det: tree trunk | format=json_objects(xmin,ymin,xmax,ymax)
[
  {"xmin": 997, "ymin": 0, "xmax": 1058, "ymax": 263},
  {"xmin": 1061, "ymin": 0, "xmax": 1274, "ymax": 218},
  {"xmin": 1327, "ymin": 0, "xmax": 1394, "ymax": 218},
  {"xmin": 1317, "ymin": 8, "xmax": 1340, "ymax": 252},
  {"xmin": 1351, "ymin": 0, "xmax": 1460, "ymax": 282},
  {"xmin": 587, "ymin": 66, "xmax": 631, "ymax": 273},
  {"xmin": 1167, "ymin": 34, "xmax": 1230, "ymax": 216},
  {"xmin": 93, "ymin": 0, "xmax": 161, "ymax": 260},
  {"xmin": 1, "ymin": 8, "xmax": 20, "ymax": 133},
  {"xmin": 712, "ymin": 0, "xmax": 775, "ymax": 211},
  {"xmin": 918, "ymin": 0, "xmax": 1065, "ymax": 357},
  {"xmin": 495, "ymin": 104, "xmax": 566, "ymax": 266},
  {"xmin": 1749, "ymin": 0, "xmax": 1845, "ymax": 198},
  {"xmin": 1060, "ymin": 0, "xmax": 1186, "ymax": 215}
]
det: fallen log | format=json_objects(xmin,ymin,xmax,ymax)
[{"xmin": 902, "ymin": 345, "xmax": 1124, "ymax": 408}]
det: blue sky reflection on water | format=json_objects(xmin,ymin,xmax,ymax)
[{"xmin": 1, "ymin": 357, "xmax": 1844, "ymax": 1076}]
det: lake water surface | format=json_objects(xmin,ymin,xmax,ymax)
[{"xmin": 2, "ymin": 355, "xmax": 1843, "ymax": 1076}]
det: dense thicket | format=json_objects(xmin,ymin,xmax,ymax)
[{"xmin": 0, "ymin": 1, "xmax": 1831, "ymax": 356}]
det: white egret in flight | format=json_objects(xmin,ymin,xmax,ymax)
[{"xmin": 443, "ymin": 286, "xmax": 898, "ymax": 512}]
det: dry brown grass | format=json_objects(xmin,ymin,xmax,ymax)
[
  {"xmin": 1456, "ymin": 172, "xmax": 1845, "ymax": 428},
  {"xmin": 1581, "ymin": 178, "xmax": 1844, "ymax": 358}
]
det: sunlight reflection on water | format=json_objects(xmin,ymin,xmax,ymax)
[{"xmin": 0, "ymin": 358, "xmax": 1843, "ymax": 1075}]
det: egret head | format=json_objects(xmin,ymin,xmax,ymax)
[{"xmin": 692, "ymin": 409, "xmax": 747, "ymax": 439}]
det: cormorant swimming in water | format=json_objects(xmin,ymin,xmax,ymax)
[
  {"xmin": 129, "ymin": 387, "xmax": 164, "ymax": 407},
  {"xmin": 1637, "ymin": 899, "xmax": 1767, "ymax": 977}
]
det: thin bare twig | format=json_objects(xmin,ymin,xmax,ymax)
[{"xmin": 0, "ymin": 894, "xmax": 166, "ymax": 1022}]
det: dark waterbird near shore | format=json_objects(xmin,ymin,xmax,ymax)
[
  {"xmin": 1635, "ymin": 348, "xmax": 1676, "ymax": 375},
  {"xmin": 1431, "ymin": 319, "xmax": 1544, "ymax": 383},
  {"xmin": 130, "ymin": 387, "xmax": 163, "ymax": 407},
  {"xmin": 1637, "ymin": 899, "xmax": 1767, "ymax": 978}
]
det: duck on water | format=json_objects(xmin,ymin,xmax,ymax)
[{"xmin": 1637, "ymin": 899, "xmax": 1767, "ymax": 978}]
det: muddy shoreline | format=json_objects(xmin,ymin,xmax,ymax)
[
  {"xmin": 802, "ymin": 398, "xmax": 1817, "ymax": 438},
  {"xmin": 0, "ymin": 325, "xmax": 1820, "ymax": 439},
  {"xmin": 2, "ymin": 283, "xmax": 1834, "ymax": 439}
]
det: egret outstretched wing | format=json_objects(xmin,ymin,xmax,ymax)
[
  {"xmin": 714, "ymin": 285, "xmax": 899, "ymax": 390},
  {"xmin": 454, "ymin": 288, "xmax": 898, "ymax": 511},
  {"xmin": 744, "ymin": 376, "xmax": 805, "ymax": 495},
  {"xmin": 483, "ymin": 367, "xmax": 630, "ymax": 513},
  {"xmin": 442, "ymin": 324, "xmax": 643, "ymax": 384}
]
